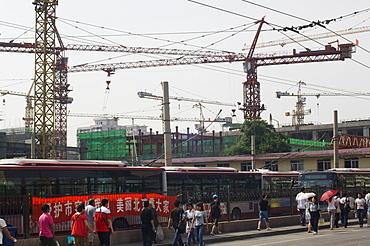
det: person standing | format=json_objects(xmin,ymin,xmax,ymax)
[
  {"xmin": 85, "ymin": 198, "xmax": 96, "ymax": 246},
  {"xmin": 339, "ymin": 193, "xmax": 351, "ymax": 228},
  {"xmin": 355, "ymin": 193, "xmax": 366, "ymax": 227},
  {"xmin": 148, "ymin": 203, "xmax": 159, "ymax": 243},
  {"xmin": 334, "ymin": 194, "xmax": 341, "ymax": 228},
  {"xmin": 296, "ymin": 188, "xmax": 307, "ymax": 226},
  {"xmin": 167, "ymin": 200, "xmax": 184, "ymax": 246},
  {"xmin": 95, "ymin": 199, "xmax": 113, "ymax": 246},
  {"xmin": 71, "ymin": 204, "xmax": 94, "ymax": 246},
  {"xmin": 257, "ymin": 195, "xmax": 271, "ymax": 231},
  {"xmin": 0, "ymin": 217, "xmax": 16, "ymax": 245},
  {"xmin": 309, "ymin": 196, "xmax": 322, "ymax": 235},
  {"xmin": 192, "ymin": 202, "xmax": 208, "ymax": 246},
  {"xmin": 209, "ymin": 195, "xmax": 222, "ymax": 235},
  {"xmin": 141, "ymin": 201, "xmax": 156, "ymax": 246},
  {"xmin": 38, "ymin": 204, "xmax": 57, "ymax": 246},
  {"xmin": 327, "ymin": 196, "xmax": 337, "ymax": 230},
  {"xmin": 184, "ymin": 203, "xmax": 196, "ymax": 246}
]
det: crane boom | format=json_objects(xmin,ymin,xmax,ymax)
[
  {"xmin": 137, "ymin": 91, "xmax": 235, "ymax": 106},
  {"xmin": 67, "ymin": 112, "xmax": 201, "ymax": 122},
  {"xmin": 243, "ymin": 26, "xmax": 370, "ymax": 50},
  {"xmin": 276, "ymin": 91, "xmax": 370, "ymax": 98}
]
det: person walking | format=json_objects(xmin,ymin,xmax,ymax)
[
  {"xmin": 327, "ymin": 195, "xmax": 337, "ymax": 230},
  {"xmin": 85, "ymin": 198, "xmax": 96, "ymax": 246},
  {"xmin": 38, "ymin": 204, "xmax": 57, "ymax": 246},
  {"xmin": 71, "ymin": 204, "xmax": 94, "ymax": 246},
  {"xmin": 296, "ymin": 188, "xmax": 307, "ymax": 226},
  {"xmin": 191, "ymin": 202, "xmax": 208, "ymax": 246},
  {"xmin": 95, "ymin": 199, "xmax": 113, "ymax": 246},
  {"xmin": 0, "ymin": 217, "xmax": 16, "ymax": 245},
  {"xmin": 339, "ymin": 193, "xmax": 351, "ymax": 228},
  {"xmin": 257, "ymin": 195, "xmax": 271, "ymax": 231},
  {"xmin": 167, "ymin": 200, "xmax": 185, "ymax": 246},
  {"xmin": 148, "ymin": 203, "xmax": 159, "ymax": 243},
  {"xmin": 334, "ymin": 194, "xmax": 341, "ymax": 228},
  {"xmin": 184, "ymin": 203, "xmax": 196, "ymax": 246},
  {"xmin": 309, "ymin": 196, "xmax": 322, "ymax": 235},
  {"xmin": 355, "ymin": 193, "xmax": 366, "ymax": 227},
  {"xmin": 141, "ymin": 201, "xmax": 156, "ymax": 246},
  {"xmin": 209, "ymin": 195, "xmax": 222, "ymax": 235},
  {"xmin": 304, "ymin": 197, "xmax": 312, "ymax": 233}
]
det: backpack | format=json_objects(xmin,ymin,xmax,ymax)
[
  {"xmin": 210, "ymin": 203, "xmax": 221, "ymax": 218},
  {"xmin": 343, "ymin": 198, "xmax": 351, "ymax": 213}
]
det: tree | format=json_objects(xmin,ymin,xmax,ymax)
[{"xmin": 223, "ymin": 120, "xmax": 291, "ymax": 156}]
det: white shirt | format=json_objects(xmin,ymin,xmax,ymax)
[
  {"xmin": 355, "ymin": 198, "xmax": 365, "ymax": 210},
  {"xmin": 185, "ymin": 209, "xmax": 195, "ymax": 233},
  {"xmin": 0, "ymin": 218, "xmax": 7, "ymax": 243},
  {"xmin": 327, "ymin": 197, "xmax": 337, "ymax": 210},
  {"xmin": 296, "ymin": 192, "xmax": 307, "ymax": 209}
]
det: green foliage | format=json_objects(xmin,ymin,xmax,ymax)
[{"xmin": 223, "ymin": 120, "xmax": 291, "ymax": 156}]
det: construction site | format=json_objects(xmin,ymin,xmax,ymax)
[{"xmin": 0, "ymin": 1, "xmax": 369, "ymax": 166}]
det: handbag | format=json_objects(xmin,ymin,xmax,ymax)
[
  {"xmin": 177, "ymin": 211, "xmax": 186, "ymax": 234},
  {"xmin": 318, "ymin": 218, "xmax": 325, "ymax": 226}
]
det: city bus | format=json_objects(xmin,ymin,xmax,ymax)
[
  {"xmin": 0, "ymin": 159, "xmax": 167, "ymax": 236},
  {"xmin": 165, "ymin": 166, "xmax": 262, "ymax": 220}
]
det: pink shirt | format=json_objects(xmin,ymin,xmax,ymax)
[{"xmin": 38, "ymin": 213, "xmax": 54, "ymax": 238}]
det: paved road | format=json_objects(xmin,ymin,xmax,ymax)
[{"xmin": 207, "ymin": 226, "xmax": 370, "ymax": 246}]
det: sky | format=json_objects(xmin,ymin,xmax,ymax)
[{"xmin": 0, "ymin": 0, "xmax": 369, "ymax": 146}]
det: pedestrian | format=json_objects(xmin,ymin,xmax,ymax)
[
  {"xmin": 354, "ymin": 193, "xmax": 366, "ymax": 227},
  {"xmin": 71, "ymin": 204, "xmax": 94, "ymax": 246},
  {"xmin": 304, "ymin": 197, "xmax": 312, "ymax": 233},
  {"xmin": 148, "ymin": 203, "xmax": 159, "ymax": 243},
  {"xmin": 209, "ymin": 194, "xmax": 222, "ymax": 235},
  {"xmin": 296, "ymin": 188, "xmax": 307, "ymax": 226},
  {"xmin": 339, "ymin": 193, "xmax": 351, "ymax": 228},
  {"xmin": 184, "ymin": 203, "xmax": 196, "ymax": 246},
  {"xmin": 85, "ymin": 198, "xmax": 96, "ymax": 246},
  {"xmin": 167, "ymin": 200, "xmax": 185, "ymax": 246},
  {"xmin": 0, "ymin": 217, "xmax": 16, "ymax": 245},
  {"xmin": 38, "ymin": 204, "xmax": 57, "ymax": 246},
  {"xmin": 334, "ymin": 193, "xmax": 341, "ymax": 228},
  {"xmin": 308, "ymin": 196, "xmax": 321, "ymax": 235},
  {"xmin": 257, "ymin": 195, "xmax": 271, "ymax": 231},
  {"xmin": 327, "ymin": 195, "xmax": 337, "ymax": 230},
  {"xmin": 367, "ymin": 194, "xmax": 370, "ymax": 227},
  {"xmin": 95, "ymin": 198, "xmax": 113, "ymax": 246},
  {"xmin": 192, "ymin": 202, "xmax": 208, "ymax": 246},
  {"xmin": 141, "ymin": 201, "xmax": 156, "ymax": 246}
]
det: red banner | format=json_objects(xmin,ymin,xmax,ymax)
[{"xmin": 32, "ymin": 193, "xmax": 177, "ymax": 224}]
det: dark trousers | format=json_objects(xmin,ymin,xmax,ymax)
[
  {"xmin": 334, "ymin": 212, "xmax": 340, "ymax": 227},
  {"xmin": 142, "ymin": 227, "xmax": 155, "ymax": 246},
  {"xmin": 310, "ymin": 212, "xmax": 319, "ymax": 232},
  {"xmin": 341, "ymin": 212, "xmax": 349, "ymax": 227},
  {"xmin": 357, "ymin": 209, "xmax": 365, "ymax": 226},
  {"xmin": 39, "ymin": 236, "xmax": 57, "ymax": 246},
  {"xmin": 299, "ymin": 209, "xmax": 306, "ymax": 225},
  {"xmin": 97, "ymin": 231, "xmax": 110, "ymax": 246}
]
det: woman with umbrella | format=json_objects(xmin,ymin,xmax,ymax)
[{"xmin": 308, "ymin": 196, "xmax": 322, "ymax": 235}]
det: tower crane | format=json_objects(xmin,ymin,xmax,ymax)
[
  {"xmin": 276, "ymin": 81, "xmax": 370, "ymax": 125},
  {"xmin": 0, "ymin": 4, "xmax": 356, "ymax": 159}
]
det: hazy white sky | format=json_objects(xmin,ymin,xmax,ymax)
[{"xmin": 0, "ymin": 0, "xmax": 369, "ymax": 146}]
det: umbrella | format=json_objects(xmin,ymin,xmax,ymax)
[
  {"xmin": 320, "ymin": 190, "xmax": 339, "ymax": 201},
  {"xmin": 296, "ymin": 192, "xmax": 316, "ymax": 200}
]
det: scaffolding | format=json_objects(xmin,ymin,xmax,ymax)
[{"xmin": 77, "ymin": 129, "xmax": 127, "ymax": 160}]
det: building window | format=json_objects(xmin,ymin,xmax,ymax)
[
  {"xmin": 217, "ymin": 163, "xmax": 230, "ymax": 167},
  {"xmin": 265, "ymin": 161, "xmax": 278, "ymax": 171},
  {"xmin": 194, "ymin": 165, "xmax": 206, "ymax": 167},
  {"xmin": 290, "ymin": 160, "xmax": 304, "ymax": 171},
  {"xmin": 344, "ymin": 158, "xmax": 359, "ymax": 168},
  {"xmin": 241, "ymin": 162, "xmax": 252, "ymax": 171},
  {"xmin": 317, "ymin": 159, "xmax": 331, "ymax": 171}
]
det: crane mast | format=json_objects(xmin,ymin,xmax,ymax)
[{"xmin": 33, "ymin": 0, "xmax": 58, "ymax": 159}]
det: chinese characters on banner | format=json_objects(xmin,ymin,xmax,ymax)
[{"xmin": 32, "ymin": 193, "xmax": 177, "ymax": 223}]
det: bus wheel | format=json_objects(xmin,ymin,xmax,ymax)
[
  {"xmin": 231, "ymin": 208, "xmax": 241, "ymax": 220},
  {"xmin": 113, "ymin": 217, "xmax": 129, "ymax": 230}
]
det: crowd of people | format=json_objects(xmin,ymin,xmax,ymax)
[{"xmin": 296, "ymin": 188, "xmax": 370, "ymax": 235}]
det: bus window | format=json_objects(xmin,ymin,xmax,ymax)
[{"xmin": 0, "ymin": 171, "xmax": 21, "ymax": 196}]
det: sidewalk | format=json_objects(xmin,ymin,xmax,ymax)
[{"xmin": 113, "ymin": 218, "xmax": 360, "ymax": 246}]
